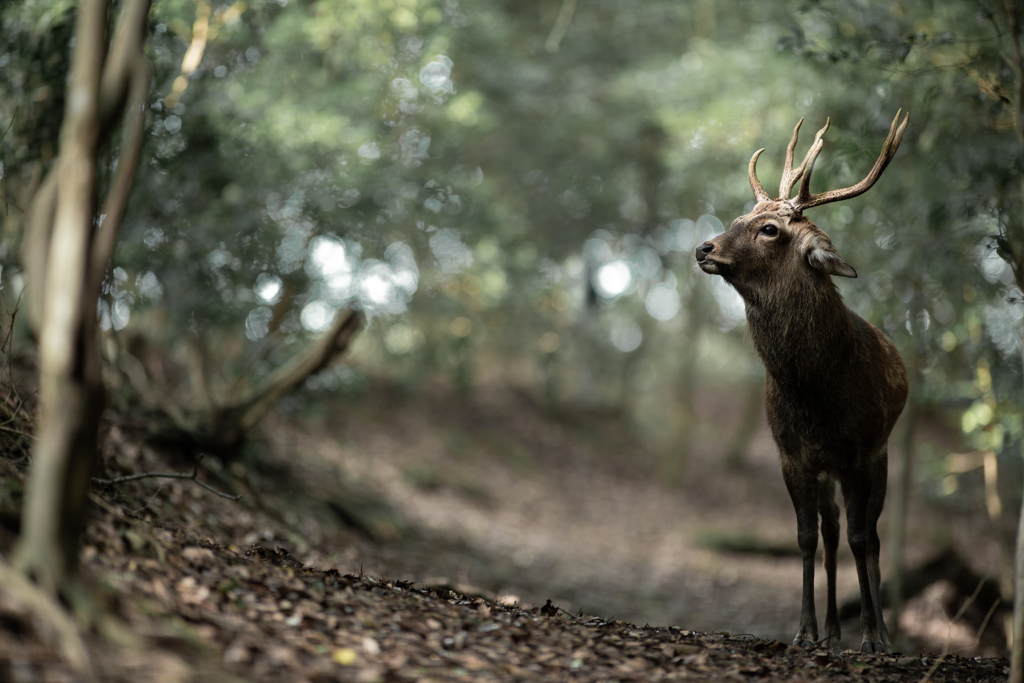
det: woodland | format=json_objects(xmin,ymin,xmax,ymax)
[{"xmin": 1, "ymin": 0, "xmax": 1024, "ymax": 681}]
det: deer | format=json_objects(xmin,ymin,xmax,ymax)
[{"xmin": 694, "ymin": 111, "xmax": 910, "ymax": 653}]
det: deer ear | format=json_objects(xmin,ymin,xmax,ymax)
[{"xmin": 806, "ymin": 237, "xmax": 857, "ymax": 278}]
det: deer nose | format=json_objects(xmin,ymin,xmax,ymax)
[{"xmin": 695, "ymin": 242, "xmax": 714, "ymax": 262}]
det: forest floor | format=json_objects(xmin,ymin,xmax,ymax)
[{"xmin": 0, "ymin": 371, "xmax": 1013, "ymax": 682}]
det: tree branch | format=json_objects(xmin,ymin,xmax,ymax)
[
  {"xmin": 234, "ymin": 308, "xmax": 362, "ymax": 432},
  {"xmin": 545, "ymin": 0, "xmax": 577, "ymax": 53},
  {"xmin": 99, "ymin": 0, "xmax": 151, "ymax": 128},
  {"xmin": 90, "ymin": 60, "xmax": 149, "ymax": 289},
  {"xmin": 93, "ymin": 455, "xmax": 241, "ymax": 501}
]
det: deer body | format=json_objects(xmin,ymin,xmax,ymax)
[{"xmin": 696, "ymin": 113, "xmax": 909, "ymax": 653}]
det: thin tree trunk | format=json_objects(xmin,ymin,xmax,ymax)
[
  {"xmin": 888, "ymin": 286, "xmax": 923, "ymax": 645},
  {"xmin": 1014, "ymin": 424, "xmax": 1024, "ymax": 683},
  {"xmin": 15, "ymin": 0, "xmax": 108, "ymax": 594},
  {"xmin": 1004, "ymin": 0, "xmax": 1024, "ymax": 676},
  {"xmin": 888, "ymin": 393, "xmax": 917, "ymax": 644},
  {"xmin": 15, "ymin": 0, "xmax": 151, "ymax": 597}
]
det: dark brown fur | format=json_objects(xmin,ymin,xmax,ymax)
[{"xmin": 696, "ymin": 200, "xmax": 907, "ymax": 652}]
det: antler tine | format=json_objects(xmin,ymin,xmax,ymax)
[
  {"xmin": 792, "ymin": 117, "xmax": 831, "ymax": 208},
  {"xmin": 777, "ymin": 118, "xmax": 804, "ymax": 200},
  {"xmin": 748, "ymin": 148, "xmax": 771, "ymax": 203},
  {"xmin": 792, "ymin": 110, "xmax": 910, "ymax": 212}
]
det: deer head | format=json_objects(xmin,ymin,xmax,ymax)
[{"xmin": 695, "ymin": 111, "xmax": 909, "ymax": 303}]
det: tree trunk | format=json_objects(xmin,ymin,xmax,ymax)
[
  {"xmin": 1010, "ymin": 333, "xmax": 1024, "ymax": 659},
  {"xmin": 888, "ymin": 286, "xmax": 923, "ymax": 646},
  {"xmin": 15, "ymin": 0, "xmax": 151, "ymax": 596},
  {"xmin": 887, "ymin": 393, "xmax": 917, "ymax": 644},
  {"xmin": 1005, "ymin": 0, "xmax": 1024, "ymax": 676},
  {"xmin": 15, "ymin": 0, "xmax": 108, "ymax": 594}
]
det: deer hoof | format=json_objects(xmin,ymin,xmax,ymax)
[
  {"xmin": 792, "ymin": 638, "xmax": 816, "ymax": 648},
  {"xmin": 860, "ymin": 640, "xmax": 887, "ymax": 654}
]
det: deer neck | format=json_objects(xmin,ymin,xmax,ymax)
[{"xmin": 743, "ymin": 276, "xmax": 856, "ymax": 385}]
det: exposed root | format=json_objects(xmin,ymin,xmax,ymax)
[{"xmin": 0, "ymin": 556, "xmax": 93, "ymax": 678}]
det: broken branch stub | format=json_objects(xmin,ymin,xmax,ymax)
[{"xmin": 140, "ymin": 309, "xmax": 363, "ymax": 460}]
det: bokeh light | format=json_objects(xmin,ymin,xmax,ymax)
[
  {"xmin": 594, "ymin": 259, "xmax": 633, "ymax": 299},
  {"xmin": 300, "ymin": 300, "xmax": 334, "ymax": 331},
  {"xmin": 712, "ymin": 278, "xmax": 746, "ymax": 330},
  {"xmin": 609, "ymin": 321, "xmax": 643, "ymax": 352},
  {"xmin": 254, "ymin": 273, "xmax": 283, "ymax": 305},
  {"xmin": 645, "ymin": 284, "xmax": 681, "ymax": 321}
]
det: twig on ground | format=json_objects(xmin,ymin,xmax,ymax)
[
  {"xmin": 130, "ymin": 484, "xmax": 166, "ymax": 516},
  {"xmin": 920, "ymin": 576, "xmax": 988, "ymax": 682},
  {"xmin": 973, "ymin": 597, "xmax": 1001, "ymax": 645},
  {"xmin": 950, "ymin": 596, "xmax": 1003, "ymax": 656},
  {"xmin": 93, "ymin": 454, "xmax": 241, "ymax": 501}
]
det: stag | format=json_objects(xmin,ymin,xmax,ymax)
[{"xmin": 695, "ymin": 111, "xmax": 910, "ymax": 653}]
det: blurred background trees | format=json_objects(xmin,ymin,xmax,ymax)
[{"xmin": 0, "ymin": 0, "xmax": 1022, "ymax": 653}]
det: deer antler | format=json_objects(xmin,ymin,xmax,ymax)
[
  {"xmin": 748, "ymin": 148, "xmax": 771, "ymax": 203},
  {"xmin": 790, "ymin": 110, "xmax": 909, "ymax": 212},
  {"xmin": 748, "ymin": 117, "xmax": 833, "ymax": 203},
  {"xmin": 746, "ymin": 111, "xmax": 909, "ymax": 211},
  {"xmin": 778, "ymin": 118, "xmax": 805, "ymax": 200},
  {"xmin": 780, "ymin": 118, "xmax": 830, "ymax": 200}
]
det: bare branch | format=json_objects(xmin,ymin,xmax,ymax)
[
  {"xmin": 99, "ymin": 0, "xmax": 151, "ymax": 129},
  {"xmin": 235, "ymin": 308, "xmax": 362, "ymax": 432},
  {"xmin": 971, "ymin": 598, "xmax": 1002, "ymax": 649},
  {"xmin": 984, "ymin": 4, "xmax": 1017, "ymax": 70},
  {"xmin": 90, "ymin": 61, "xmax": 149, "ymax": 289},
  {"xmin": 93, "ymin": 455, "xmax": 241, "ymax": 501},
  {"xmin": 920, "ymin": 576, "xmax": 989, "ymax": 683},
  {"xmin": 545, "ymin": 0, "xmax": 577, "ymax": 53},
  {"xmin": 0, "ymin": 104, "xmax": 17, "ymax": 146}
]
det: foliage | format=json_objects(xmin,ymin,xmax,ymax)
[{"xmin": 0, "ymin": 0, "xmax": 1021, "ymax": 503}]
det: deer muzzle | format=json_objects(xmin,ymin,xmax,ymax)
[{"xmin": 695, "ymin": 241, "xmax": 721, "ymax": 273}]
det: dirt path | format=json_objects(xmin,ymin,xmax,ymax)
[{"xmin": 272, "ymin": 380, "xmax": 1005, "ymax": 655}]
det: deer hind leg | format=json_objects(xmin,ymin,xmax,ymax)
[
  {"xmin": 842, "ymin": 456, "xmax": 890, "ymax": 654},
  {"xmin": 782, "ymin": 461, "xmax": 819, "ymax": 648},
  {"xmin": 865, "ymin": 449, "xmax": 891, "ymax": 653},
  {"xmin": 818, "ymin": 475, "xmax": 841, "ymax": 648}
]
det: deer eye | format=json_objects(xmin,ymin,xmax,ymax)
[{"xmin": 759, "ymin": 224, "xmax": 779, "ymax": 237}]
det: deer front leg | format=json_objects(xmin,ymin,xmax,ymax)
[
  {"xmin": 818, "ymin": 475, "xmax": 841, "ymax": 648},
  {"xmin": 783, "ymin": 462, "xmax": 819, "ymax": 648}
]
